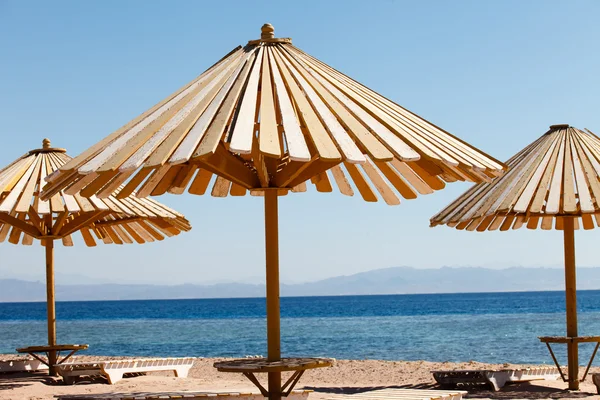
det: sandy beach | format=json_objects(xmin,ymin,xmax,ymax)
[{"xmin": 0, "ymin": 356, "xmax": 598, "ymax": 400}]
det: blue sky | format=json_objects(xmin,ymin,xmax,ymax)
[{"xmin": 1, "ymin": 0, "xmax": 599, "ymax": 285}]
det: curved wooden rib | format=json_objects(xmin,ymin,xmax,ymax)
[
  {"xmin": 42, "ymin": 27, "xmax": 505, "ymax": 204},
  {"xmin": 0, "ymin": 141, "xmax": 191, "ymax": 246},
  {"xmin": 431, "ymin": 125, "xmax": 600, "ymax": 231}
]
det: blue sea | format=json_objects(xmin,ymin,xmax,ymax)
[{"xmin": 1, "ymin": 291, "xmax": 599, "ymax": 365}]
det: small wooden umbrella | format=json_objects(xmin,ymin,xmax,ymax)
[
  {"xmin": 42, "ymin": 25, "xmax": 505, "ymax": 398},
  {"xmin": 0, "ymin": 138, "xmax": 191, "ymax": 374},
  {"xmin": 431, "ymin": 124, "xmax": 600, "ymax": 390}
]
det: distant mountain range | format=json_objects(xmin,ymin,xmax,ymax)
[{"xmin": 1, "ymin": 266, "xmax": 599, "ymax": 302}]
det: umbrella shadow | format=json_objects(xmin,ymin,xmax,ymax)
[
  {"xmin": 464, "ymin": 382, "xmax": 596, "ymax": 399},
  {"xmin": 303, "ymin": 382, "xmax": 597, "ymax": 399},
  {"xmin": 302, "ymin": 383, "xmax": 442, "ymax": 395},
  {"xmin": 0, "ymin": 371, "xmax": 58, "ymax": 390}
]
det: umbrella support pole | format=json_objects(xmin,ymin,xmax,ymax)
[
  {"xmin": 564, "ymin": 217, "xmax": 579, "ymax": 390},
  {"xmin": 45, "ymin": 239, "xmax": 58, "ymax": 376},
  {"xmin": 265, "ymin": 190, "xmax": 281, "ymax": 400}
]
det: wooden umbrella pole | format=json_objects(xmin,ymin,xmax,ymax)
[
  {"xmin": 45, "ymin": 239, "xmax": 58, "ymax": 376},
  {"xmin": 264, "ymin": 190, "xmax": 281, "ymax": 400},
  {"xmin": 563, "ymin": 217, "xmax": 579, "ymax": 390}
]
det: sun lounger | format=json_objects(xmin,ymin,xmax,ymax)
[
  {"xmin": 55, "ymin": 389, "xmax": 312, "ymax": 399},
  {"xmin": 326, "ymin": 388, "xmax": 467, "ymax": 400},
  {"xmin": 0, "ymin": 358, "xmax": 49, "ymax": 373},
  {"xmin": 432, "ymin": 366, "xmax": 561, "ymax": 391},
  {"xmin": 55, "ymin": 357, "xmax": 196, "ymax": 384}
]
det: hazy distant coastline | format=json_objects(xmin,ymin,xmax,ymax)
[{"xmin": 1, "ymin": 266, "xmax": 599, "ymax": 302}]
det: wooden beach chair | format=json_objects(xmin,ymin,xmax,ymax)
[
  {"xmin": 55, "ymin": 357, "xmax": 196, "ymax": 384},
  {"xmin": 55, "ymin": 389, "xmax": 312, "ymax": 399},
  {"xmin": 326, "ymin": 388, "xmax": 467, "ymax": 400},
  {"xmin": 0, "ymin": 358, "xmax": 48, "ymax": 373},
  {"xmin": 432, "ymin": 366, "xmax": 561, "ymax": 391}
]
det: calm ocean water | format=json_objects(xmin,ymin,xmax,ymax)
[{"xmin": 1, "ymin": 291, "xmax": 599, "ymax": 365}]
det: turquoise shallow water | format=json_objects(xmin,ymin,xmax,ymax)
[{"xmin": 0, "ymin": 291, "xmax": 599, "ymax": 364}]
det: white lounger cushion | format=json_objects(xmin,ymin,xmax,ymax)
[
  {"xmin": 56, "ymin": 357, "xmax": 196, "ymax": 384},
  {"xmin": 327, "ymin": 388, "xmax": 467, "ymax": 400},
  {"xmin": 0, "ymin": 359, "xmax": 48, "ymax": 373}
]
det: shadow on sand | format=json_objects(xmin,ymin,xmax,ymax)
[
  {"xmin": 303, "ymin": 382, "xmax": 597, "ymax": 399},
  {"xmin": 0, "ymin": 371, "xmax": 58, "ymax": 391}
]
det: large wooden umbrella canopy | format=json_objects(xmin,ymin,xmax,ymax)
[
  {"xmin": 0, "ymin": 138, "xmax": 191, "ymax": 374},
  {"xmin": 431, "ymin": 124, "xmax": 600, "ymax": 390},
  {"xmin": 42, "ymin": 24, "xmax": 504, "ymax": 398}
]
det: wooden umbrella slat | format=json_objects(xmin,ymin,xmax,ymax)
[
  {"xmin": 375, "ymin": 161, "xmax": 417, "ymax": 200},
  {"xmin": 389, "ymin": 160, "xmax": 434, "ymax": 195},
  {"xmin": 49, "ymin": 46, "xmax": 243, "ymax": 178},
  {"xmin": 211, "ymin": 176, "xmax": 231, "ymax": 197},
  {"xmin": 529, "ymin": 133, "xmax": 563, "ymax": 213},
  {"xmin": 280, "ymin": 49, "xmax": 391, "ymax": 163},
  {"xmin": 151, "ymin": 166, "xmax": 183, "ymax": 196},
  {"xmin": 79, "ymin": 227, "xmax": 97, "ymax": 246},
  {"xmin": 229, "ymin": 46, "xmax": 264, "ymax": 155},
  {"xmin": 14, "ymin": 155, "xmax": 43, "ymax": 213},
  {"xmin": 77, "ymin": 51, "xmax": 243, "ymax": 175},
  {"xmin": 44, "ymin": 154, "xmax": 65, "ymax": 213},
  {"xmin": 270, "ymin": 48, "xmax": 341, "ymax": 162},
  {"xmin": 258, "ymin": 47, "xmax": 282, "ymax": 158},
  {"xmin": 311, "ymin": 172, "xmax": 333, "ymax": 193},
  {"xmin": 291, "ymin": 181, "xmax": 307, "ymax": 193},
  {"xmin": 120, "ymin": 222, "xmax": 146, "ymax": 244},
  {"xmin": 0, "ymin": 155, "xmax": 41, "ymax": 214},
  {"xmin": 287, "ymin": 47, "xmax": 446, "ymax": 164},
  {"xmin": 289, "ymin": 46, "xmax": 500, "ymax": 171},
  {"xmin": 562, "ymin": 132, "xmax": 577, "ymax": 213},
  {"xmin": 513, "ymin": 131, "xmax": 562, "ymax": 213},
  {"xmin": 229, "ymin": 182, "xmax": 247, "ymax": 196},
  {"xmin": 63, "ymin": 173, "xmax": 98, "ymax": 196},
  {"xmin": 128, "ymin": 52, "xmax": 248, "ymax": 171},
  {"xmin": 329, "ymin": 165, "xmax": 353, "ymax": 196},
  {"xmin": 284, "ymin": 46, "xmax": 419, "ymax": 163},
  {"xmin": 344, "ymin": 162, "xmax": 377, "ymax": 202},
  {"xmin": 266, "ymin": 47, "xmax": 311, "ymax": 162},
  {"xmin": 188, "ymin": 169, "xmax": 213, "ymax": 195},
  {"xmin": 116, "ymin": 168, "xmax": 153, "ymax": 199},
  {"xmin": 495, "ymin": 134, "xmax": 557, "ymax": 214},
  {"xmin": 136, "ymin": 165, "xmax": 172, "ymax": 198},
  {"xmin": 95, "ymin": 171, "xmax": 134, "ymax": 199},
  {"xmin": 274, "ymin": 46, "xmax": 366, "ymax": 163},
  {"xmin": 569, "ymin": 131, "xmax": 594, "ymax": 212},
  {"xmin": 64, "ymin": 192, "xmax": 84, "ymax": 213},
  {"xmin": 571, "ymin": 136, "xmax": 600, "ymax": 208},
  {"xmin": 167, "ymin": 165, "xmax": 198, "ymax": 194},
  {"xmin": 545, "ymin": 135, "xmax": 567, "ymax": 214},
  {"xmin": 511, "ymin": 215, "xmax": 527, "ymax": 230},
  {"xmin": 112, "ymin": 224, "xmax": 134, "ymax": 244},
  {"xmin": 0, "ymin": 156, "xmax": 36, "ymax": 194},
  {"xmin": 22, "ymin": 232, "xmax": 34, "ymax": 245},
  {"xmin": 191, "ymin": 49, "xmax": 258, "ymax": 160},
  {"xmin": 361, "ymin": 160, "xmax": 400, "ymax": 205}
]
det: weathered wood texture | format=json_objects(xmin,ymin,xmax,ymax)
[
  {"xmin": 41, "ymin": 26, "xmax": 504, "ymax": 203},
  {"xmin": 431, "ymin": 125, "xmax": 600, "ymax": 230},
  {"xmin": 0, "ymin": 140, "xmax": 191, "ymax": 246}
]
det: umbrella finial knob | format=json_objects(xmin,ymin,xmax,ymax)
[
  {"xmin": 261, "ymin": 23, "xmax": 275, "ymax": 40},
  {"xmin": 42, "ymin": 138, "xmax": 51, "ymax": 149}
]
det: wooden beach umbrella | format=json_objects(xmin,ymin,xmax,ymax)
[
  {"xmin": 41, "ymin": 24, "xmax": 505, "ymax": 398},
  {"xmin": 0, "ymin": 138, "xmax": 191, "ymax": 374},
  {"xmin": 431, "ymin": 124, "xmax": 600, "ymax": 390}
]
